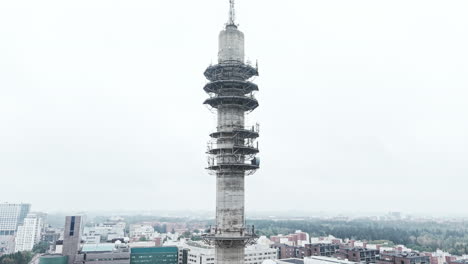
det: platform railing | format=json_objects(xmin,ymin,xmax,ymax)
[
  {"xmin": 203, "ymin": 225, "xmax": 257, "ymax": 237},
  {"xmin": 206, "ymin": 92, "xmax": 257, "ymax": 100},
  {"xmin": 207, "ymin": 155, "xmax": 259, "ymax": 167},
  {"xmin": 214, "ymin": 124, "xmax": 260, "ymax": 134},
  {"xmin": 206, "ymin": 140, "xmax": 259, "ymax": 153}
]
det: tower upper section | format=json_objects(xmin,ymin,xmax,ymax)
[
  {"xmin": 203, "ymin": 0, "xmax": 260, "ymax": 177},
  {"xmin": 218, "ymin": 25, "xmax": 245, "ymax": 64},
  {"xmin": 218, "ymin": 0, "xmax": 244, "ymax": 63}
]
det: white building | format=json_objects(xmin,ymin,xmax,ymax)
[
  {"xmin": 15, "ymin": 213, "xmax": 43, "ymax": 252},
  {"xmin": 244, "ymin": 244, "xmax": 278, "ymax": 264},
  {"xmin": 83, "ymin": 222, "xmax": 125, "ymax": 242},
  {"xmin": 169, "ymin": 240, "xmax": 277, "ymax": 264},
  {"xmin": 257, "ymin": 236, "xmax": 274, "ymax": 247},
  {"xmin": 129, "ymin": 241, "xmax": 160, "ymax": 248},
  {"xmin": 83, "ymin": 235, "xmax": 101, "ymax": 244},
  {"xmin": 0, "ymin": 203, "xmax": 31, "ymax": 236},
  {"xmin": 166, "ymin": 232, "xmax": 180, "ymax": 242},
  {"xmin": 310, "ymin": 235, "xmax": 339, "ymax": 244},
  {"xmin": 129, "ymin": 224, "xmax": 156, "ymax": 239}
]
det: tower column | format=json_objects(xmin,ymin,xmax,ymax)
[
  {"xmin": 216, "ymin": 174, "xmax": 245, "ymax": 233},
  {"xmin": 202, "ymin": 2, "xmax": 260, "ymax": 264},
  {"xmin": 216, "ymin": 246, "xmax": 245, "ymax": 264}
]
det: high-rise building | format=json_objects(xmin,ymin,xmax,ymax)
[
  {"xmin": 0, "ymin": 203, "xmax": 31, "ymax": 236},
  {"xmin": 14, "ymin": 213, "xmax": 43, "ymax": 252},
  {"xmin": 63, "ymin": 216, "xmax": 83, "ymax": 264},
  {"xmin": 202, "ymin": 1, "xmax": 261, "ymax": 264},
  {"xmin": 0, "ymin": 203, "xmax": 31, "ymax": 254}
]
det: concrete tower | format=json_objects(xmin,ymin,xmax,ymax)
[
  {"xmin": 63, "ymin": 216, "xmax": 83, "ymax": 264},
  {"xmin": 203, "ymin": 1, "xmax": 260, "ymax": 264}
]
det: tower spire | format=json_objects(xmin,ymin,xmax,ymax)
[{"xmin": 228, "ymin": 0, "xmax": 236, "ymax": 25}]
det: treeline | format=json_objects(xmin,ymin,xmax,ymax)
[
  {"xmin": 0, "ymin": 251, "xmax": 34, "ymax": 264},
  {"xmin": 248, "ymin": 219, "xmax": 468, "ymax": 255}
]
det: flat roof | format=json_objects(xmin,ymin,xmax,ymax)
[
  {"xmin": 81, "ymin": 244, "xmax": 115, "ymax": 252},
  {"xmin": 278, "ymin": 258, "xmax": 304, "ymax": 264},
  {"xmin": 382, "ymin": 252, "xmax": 427, "ymax": 258},
  {"xmin": 131, "ymin": 246, "xmax": 178, "ymax": 253},
  {"xmin": 306, "ymin": 256, "xmax": 357, "ymax": 264},
  {"xmin": 40, "ymin": 254, "xmax": 67, "ymax": 259}
]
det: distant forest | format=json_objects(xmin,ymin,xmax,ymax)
[{"xmin": 249, "ymin": 219, "xmax": 468, "ymax": 255}]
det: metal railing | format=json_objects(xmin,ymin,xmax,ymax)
[
  {"xmin": 205, "ymin": 92, "xmax": 257, "ymax": 100},
  {"xmin": 207, "ymin": 155, "xmax": 259, "ymax": 167},
  {"xmin": 204, "ymin": 225, "xmax": 257, "ymax": 237},
  {"xmin": 215, "ymin": 124, "xmax": 260, "ymax": 133},
  {"xmin": 206, "ymin": 139, "xmax": 259, "ymax": 152}
]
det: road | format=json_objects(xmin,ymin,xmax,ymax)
[{"xmin": 29, "ymin": 254, "xmax": 41, "ymax": 264}]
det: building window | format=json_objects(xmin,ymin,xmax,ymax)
[{"xmin": 70, "ymin": 216, "xmax": 75, "ymax": 236}]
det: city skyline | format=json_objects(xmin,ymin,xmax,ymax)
[{"xmin": 1, "ymin": 0, "xmax": 468, "ymax": 214}]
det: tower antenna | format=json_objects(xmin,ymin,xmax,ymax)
[{"xmin": 228, "ymin": 0, "xmax": 236, "ymax": 25}]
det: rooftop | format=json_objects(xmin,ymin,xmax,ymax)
[
  {"xmin": 345, "ymin": 247, "xmax": 379, "ymax": 252},
  {"xmin": 81, "ymin": 243, "xmax": 116, "ymax": 252},
  {"xmin": 277, "ymin": 258, "xmax": 304, "ymax": 264},
  {"xmin": 39, "ymin": 254, "xmax": 67, "ymax": 259},
  {"xmin": 305, "ymin": 256, "xmax": 357, "ymax": 264},
  {"xmin": 382, "ymin": 251, "xmax": 426, "ymax": 258},
  {"xmin": 131, "ymin": 246, "xmax": 178, "ymax": 253}
]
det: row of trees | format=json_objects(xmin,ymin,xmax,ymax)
[
  {"xmin": 0, "ymin": 251, "xmax": 34, "ymax": 264},
  {"xmin": 0, "ymin": 241, "xmax": 50, "ymax": 264},
  {"xmin": 250, "ymin": 219, "xmax": 468, "ymax": 255}
]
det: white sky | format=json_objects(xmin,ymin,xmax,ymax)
[{"xmin": 0, "ymin": 0, "xmax": 467, "ymax": 216}]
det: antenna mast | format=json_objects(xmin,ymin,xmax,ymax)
[{"xmin": 228, "ymin": 0, "xmax": 236, "ymax": 25}]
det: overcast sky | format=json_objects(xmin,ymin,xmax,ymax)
[{"xmin": 1, "ymin": 0, "xmax": 467, "ymax": 216}]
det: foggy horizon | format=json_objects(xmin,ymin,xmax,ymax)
[
  {"xmin": 22, "ymin": 209, "xmax": 468, "ymax": 219},
  {"xmin": 1, "ymin": 0, "xmax": 467, "ymax": 215}
]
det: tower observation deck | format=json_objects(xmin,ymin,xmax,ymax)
[{"xmin": 202, "ymin": 1, "xmax": 260, "ymax": 264}]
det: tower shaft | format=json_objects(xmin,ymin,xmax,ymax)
[{"xmin": 202, "ymin": 4, "xmax": 260, "ymax": 264}]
